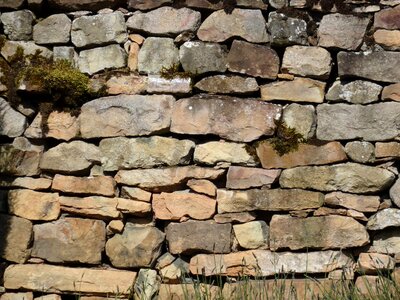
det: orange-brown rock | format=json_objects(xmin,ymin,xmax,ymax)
[
  {"xmin": 214, "ymin": 212, "xmax": 256, "ymax": 224},
  {"xmin": 0, "ymin": 293, "xmax": 33, "ymax": 300},
  {"xmin": 106, "ymin": 74, "xmax": 147, "ymax": 95},
  {"xmin": 158, "ymin": 284, "xmax": 221, "ymax": 300},
  {"xmin": 187, "ymin": 179, "xmax": 216, "ymax": 197},
  {"xmin": 120, "ymin": 187, "xmax": 152, "ymax": 202},
  {"xmin": 374, "ymin": 29, "xmax": 400, "ymax": 50},
  {"xmin": 355, "ymin": 276, "xmax": 396, "ymax": 298},
  {"xmin": 128, "ymin": 42, "xmax": 139, "ymax": 71},
  {"xmin": 59, "ymin": 196, "xmax": 120, "ymax": 219},
  {"xmin": 357, "ymin": 253, "xmax": 395, "ymax": 274},
  {"xmin": 226, "ymin": 166, "xmax": 280, "ymax": 189},
  {"xmin": 324, "ymin": 192, "xmax": 380, "ymax": 212},
  {"xmin": 382, "ymin": 83, "xmax": 400, "ymax": 101},
  {"xmin": 116, "ymin": 198, "xmax": 151, "ymax": 216},
  {"xmin": 6, "ymin": 177, "xmax": 52, "ymax": 190},
  {"xmin": 52, "ymin": 175, "xmax": 116, "ymax": 197},
  {"xmin": 376, "ymin": 142, "xmax": 400, "ymax": 158}
]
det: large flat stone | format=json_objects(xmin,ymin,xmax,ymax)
[
  {"xmin": 374, "ymin": 29, "xmax": 400, "ymax": 51},
  {"xmin": 1, "ymin": 177, "xmax": 52, "ymax": 190},
  {"xmin": 1, "ymin": 10, "xmax": 34, "ymax": 41},
  {"xmin": 0, "ymin": 97, "xmax": 27, "ymax": 138},
  {"xmin": 367, "ymin": 208, "xmax": 400, "ymax": 230},
  {"xmin": 374, "ymin": 5, "xmax": 400, "ymax": 30},
  {"xmin": 33, "ymin": 14, "xmax": 71, "ymax": 45},
  {"xmin": 194, "ymin": 75, "xmax": 258, "ymax": 95},
  {"xmin": 324, "ymin": 192, "xmax": 380, "ymax": 213},
  {"xmin": 52, "ymin": 175, "xmax": 116, "ymax": 197},
  {"xmin": 59, "ymin": 196, "xmax": 120, "ymax": 219},
  {"xmin": 226, "ymin": 167, "xmax": 281, "ymax": 189},
  {"xmin": 80, "ymin": 95, "xmax": 174, "ymax": 138},
  {"xmin": 171, "ymin": 95, "xmax": 281, "ymax": 142},
  {"xmin": 325, "ymin": 80, "xmax": 382, "ymax": 104},
  {"xmin": 78, "ymin": 45, "xmax": 127, "ymax": 75},
  {"xmin": 280, "ymin": 163, "xmax": 395, "ymax": 193},
  {"xmin": 370, "ymin": 228, "xmax": 400, "ymax": 254}
]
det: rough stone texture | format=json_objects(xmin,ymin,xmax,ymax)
[
  {"xmin": 128, "ymin": 42, "xmax": 139, "ymax": 71},
  {"xmin": 8, "ymin": 190, "xmax": 60, "ymax": 221},
  {"xmin": 0, "ymin": 97, "xmax": 28, "ymax": 138},
  {"xmin": 53, "ymin": 46, "xmax": 78, "ymax": 67},
  {"xmin": 106, "ymin": 223, "xmax": 165, "ymax": 268},
  {"xmin": 152, "ymin": 191, "xmax": 216, "ymax": 220},
  {"xmin": 158, "ymin": 284, "xmax": 221, "ymax": 300},
  {"xmin": 345, "ymin": 141, "xmax": 375, "ymax": 163},
  {"xmin": 326, "ymin": 80, "xmax": 382, "ymax": 104},
  {"xmin": 195, "ymin": 75, "xmax": 258, "ymax": 94},
  {"xmin": 106, "ymin": 74, "xmax": 147, "ymax": 95},
  {"xmin": 121, "ymin": 187, "xmax": 151, "ymax": 202},
  {"xmin": 1, "ymin": 41, "xmax": 52, "ymax": 62},
  {"xmin": 128, "ymin": 0, "xmax": 172, "ymax": 10},
  {"xmin": 78, "ymin": 45, "xmax": 127, "ymax": 75},
  {"xmin": 390, "ymin": 178, "xmax": 400, "ymax": 208},
  {"xmin": 269, "ymin": 215, "xmax": 369, "ymax": 250},
  {"xmin": 194, "ymin": 141, "xmax": 258, "ymax": 166},
  {"xmin": 267, "ymin": 12, "xmax": 308, "ymax": 46},
  {"xmin": 214, "ymin": 212, "xmax": 256, "ymax": 224},
  {"xmin": 357, "ymin": 253, "xmax": 395, "ymax": 274},
  {"xmin": 197, "ymin": 9, "xmax": 268, "ymax": 43},
  {"xmin": 281, "ymin": 46, "xmax": 332, "ymax": 79},
  {"xmin": 147, "ymin": 75, "xmax": 191, "ymax": 94},
  {"xmin": 126, "ymin": 7, "xmax": 201, "ymax": 36},
  {"xmin": 59, "ymin": 196, "xmax": 120, "ymax": 219},
  {"xmin": 260, "ymin": 78, "xmax": 326, "ymax": 103},
  {"xmin": 52, "ymin": 175, "xmax": 116, "ymax": 197},
  {"xmin": 370, "ymin": 228, "xmax": 400, "ymax": 254},
  {"xmin": 376, "ymin": 143, "xmax": 400, "ymax": 159},
  {"xmin": 171, "ymin": 95, "xmax": 281, "ymax": 142},
  {"xmin": 367, "ymin": 209, "xmax": 400, "ymax": 230},
  {"xmin": 374, "ymin": 29, "xmax": 400, "ymax": 50},
  {"xmin": 317, "ymin": 103, "xmax": 400, "ymax": 141},
  {"xmin": 165, "ymin": 221, "xmax": 232, "ymax": 254},
  {"xmin": 32, "ymin": 217, "xmax": 105, "ymax": 264},
  {"xmin": 374, "ymin": 5, "xmax": 400, "ymax": 30},
  {"xmin": 226, "ymin": 167, "xmax": 281, "ymax": 190},
  {"xmin": 280, "ymin": 163, "xmax": 395, "ymax": 193},
  {"xmin": 187, "ymin": 179, "xmax": 216, "ymax": 197},
  {"xmin": 0, "ymin": 214, "xmax": 32, "ymax": 263},
  {"xmin": 1, "ymin": 10, "xmax": 34, "ymax": 41},
  {"xmin": 3, "ymin": 177, "xmax": 52, "ymax": 190},
  {"xmin": 40, "ymin": 141, "xmax": 101, "ymax": 174},
  {"xmin": 227, "ymin": 40, "xmax": 279, "ymax": 79},
  {"xmin": 233, "ymin": 221, "xmax": 268, "ymax": 249},
  {"xmin": 184, "ymin": 0, "xmax": 268, "ymax": 9},
  {"xmin": 0, "ymin": 0, "xmax": 24, "ymax": 9},
  {"xmin": 217, "ymin": 188, "xmax": 323, "ymax": 213},
  {"xmin": 3, "ymin": 264, "xmax": 136, "ymax": 295},
  {"xmin": 134, "ymin": 269, "xmax": 160, "ymax": 300},
  {"xmin": 138, "ymin": 37, "xmax": 179, "ymax": 74},
  {"xmin": 324, "ymin": 192, "xmax": 380, "ymax": 213},
  {"xmin": 48, "ymin": 0, "xmax": 124, "ymax": 11},
  {"xmin": 318, "ymin": 14, "xmax": 370, "ymax": 50},
  {"xmin": 382, "ymin": 83, "xmax": 400, "ymax": 101},
  {"xmin": 256, "ymin": 141, "xmax": 347, "ymax": 169},
  {"xmin": 159, "ymin": 257, "xmax": 189, "ymax": 281},
  {"xmin": 116, "ymin": 198, "xmax": 152, "ymax": 216},
  {"xmin": 80, "ymin": 95, "xmax": 174, "ymax": 138},
  {"xmin": 179, "ymin": 41, "xmax": 227, "ymax": 74},
  {"xmin": 33, "ymin": 14, "xmax": 71, "ymax": 45},
  {"xmin": 190, "ymin": 250, "xmax": 353, "ymax": 276},
  {"xmin": 282, "ymin": 103, "xmax": 316, "ymax": 139}
]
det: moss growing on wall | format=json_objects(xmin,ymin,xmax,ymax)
[
  {"xmin": 160, "ymin": 63, "xmax": 193, "ymax": 80},
  {"xmin": 270, "ymin": 119, "xmax": 307, "ymax": 156}
]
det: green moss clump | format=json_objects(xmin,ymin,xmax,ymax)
[
  {"xmin": 160, "ymin": 63, "xmax": 193, "ymax": 80},
  {"xmin": 270, "ymin": 120, "xmax": 307, "ymax": 156}
]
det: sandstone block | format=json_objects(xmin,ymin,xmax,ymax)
[
  {"xmin": 357, "ymin": 253, "xmax": 395, "ymax": 274},
  {"xmin": 106, "ymin": 74, "xmax": 147, "ymax": 95},
  {"xmin": 233, "ymin": 221, "xmax": 268, "ymax": 249},
  {"xmin": 147, "ymin": 75, "xmax": 191, "ymax": 94},
  {"xmin": 60, "ymin": 196, "xmax": 120, "ymax": 219},
  {"xmin": 186, "ymin": 179, "xmax": 216, "ymax": 197},
  {"xmin": 281, "ymin": 103, "xmax": 316, "ymax": 139},
  {"xmin": 127, "ymin": 0, "xmax": 172, "ymax": 10},
  {"xmin": 325, "ymin": 192, "xmax": 380, "ymax": 213},
  {"xmin": 374, "ymin": 5, "xmax": 400, "ymax": 30},
  {"xmin": 226, "ymin": 167, "xmax": 280, "ymax": 190},
  {"xmin": 116, "ymin": 198, "xmax": 151, "ymax": 216},
  {"xmin": 52, "ymin": 175, "xmax": 116, "ymax": 197},
  {"xmin": 214, "ymin": 212, "xmax": 256, "ymax": 224},
  {"xmin": 382, "ymin": 83, "xmax": 400, "ymax": 101},
  {"xmin": 370, "ymin": 228, "xmax": 400, "ymax": 254},
  {"xmin": 0, "ymin": 0, "xmax": 24, "ymax": 9},
  {"xmin": 33, "ymin": 14, "xmax": 71, "ymax": 45},
  {"xmin": 158, "ymin": 284, "xmax": 220, "ymax": 300},
  {"xmin": 5, "ymin": 177, "xmax": 52, "ymax": 190},
  {"xmin": 374, "ymin": 29, "xmax": 400, "ymax": 50},
  {"xmin": 78, "ymin": 45, "xmax": 127, "ymax": 75},
  {"xmin": 195, "ymin": 75, "xmax": 258, "ymax": 95},
  {"xmin": 120, "ymin": 187, "xmax": 151, "ymax": 202}
]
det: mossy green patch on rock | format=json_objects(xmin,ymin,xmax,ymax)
[{"xmin": 269, "ymin": 119, "xmax": 307, "ymax": 156}]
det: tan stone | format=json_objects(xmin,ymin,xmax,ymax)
[
  {"xmin": 34, "ymin": 294, "xmax": 61, "ymax": 300},
  {"xmin": 107, "ymin": 220, "xmax": 124, "ymax": 234},
  {"xmin": 153, "ymin": 191, "xmax": 216, "ymax": 221},
  {"xmin": 313, "ymin": 207, "xmax": 347, "ymax": 217},
  {"xmin": 355, "ymin": 276, "xmax": 396, "ymax": 298},
  {"xmin": 120, "ymin": 187, "xmax": 151, "ymax": 202},
  {"xmin": 147, "ymin": 75, "xmax": 192, "ymax": 94},
  {"xmin": 374, "ymin": 29, "xmax": 400, "ymax": 50},
  {"xmin": 376, "ymin": 142, "xmax": 400, "ymax": 158},
  {"xmin": 367, "ymin": 208, "xmax": 400, "ymax": 230},
  {"xmin": 324, "ymin": 192, "xmax": 380, "ymax": 213},
  {"xmin": 256, "ymin": 141, "xmax": 346, "ymax": 169},
  {"xmin": 382, "ymin": 83, "xmax": 400, "ymax": 101},
  {"xmin": 194, "ymin": 75, "xmax": 259, "ymax": 95},
  {"xmin": 187, "ymin": 179, "xmax": 216, "ymax": 197},
  {"xmin": 0, "ymin": 293, "xmax": 33, "ymax": 300},
  {"xmin": 158, "ymin": 284, "xmax": 221, "ymax": 300},
  {"xmin": 269, "ymin": 215, "xmax": 369, "ymax": 251},
  {"xmin": 8, "ymin": 177, "xmax": 52, "ymax": 190},
  {"xmin": 357, "ymin": 253, "xmax": 395, "ymax": 274},
  {"xmin": 106, "ymin": 74, "xmax": 147, "ymax": 95},
  {"xmin": 233, "ymin": 221, "xmax": 268, "ymax": 249},
  {"xmin": 374, "ymin": 5, "xmax": 400, "ymax": 30},
  {"xmin": 129, "ymin": 34, "xmax": 144, "ymax": 45},
  {"xmin": 116, "ymin": 198, "xmax": 151, "ymax": 216},
  {"xmin": 370, "ymin": 228, "xmax": 400, "ymax": 254},
  {"xmin": 8, "ymin": 190, "xmax": 60, "ymax": 221},
  {"xmin": 128, "ymin": 42, "xmax": 139, "ymax": 71},
  {"xmin": 226, "ymin": 167, "xmax": 280, "ymax": 189},
  {"xmin": 260, "ymin": 77, "xmax": 326, "ymax": 103},
  {"xmin": 60, "ymin": 196, "xmax": 120, "ymax": 219},
  {"xmin": 52, "ymin": 175, "xmax": 116, "ymax": 197},
  {"xmin": 159, "ymin": 258, "xmax": 189, "ymax": 281},
  {"xmin": 4, "ymin": 264, "xmax": 136, "ymax": 295}
]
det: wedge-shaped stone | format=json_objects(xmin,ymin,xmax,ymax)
[
  {"xmin": 325, "ymin": 192, "xmax": 380, "ymax": 213},
  {"xmin": 40, "ymin": 141, "xmax": 101, "ymax": 174},
  {"xmin": 153, "ymin": 191, "xmax": 216, "ymax": 220},
  {"xmin": 338, "ymin": 51, "xmax": 400, "ymax": 83},
  {"xmin": 187, "ymin": 179, "xmax": 216, "ymax": 197},
  {"xmin": 197, "ymin": 9, "xmax": 268, "ymax": 43},
  {"xmin": 367, "ymin": 209, "xmax": 400, "ymax": 230},
  {"xmin": 260, "ymin": 77, "xmax": 325, "ymax": 103},
  {"xmin": 325, "ymin": 80, "xmax": 382, "ymax": 104},
  {"xmin": 60, "ymin": 196, "xmax": 120, "ymax": 219},
  {"xmin": 280, "ymin": 163, "xmax": 395, "ymax": 193},
  {"xmin": 317, "ymin": 103, "xmax": 400, "ymax": 141},
  {"xmin": 32, "ymin": 217, "xmax": 105, "ymax": 264},
  {"xmin": 195, "ymin": 75, "xmax": 258, "ymax": 95},
  {"xmin": 127, "ymin": 7, "xmax": 201, "ymax": 36},
  {"xmin": 171, "ymin": 95, "xmax": 281, "ymax": 142},
  {"xmin": 0, "ymin": 97, "xmax": 27, "ymax": 137},
  {"xmin": 121, "ymin": 187, "xmax": 151, "ymax": 202},
  {"xmin": 78, "ymin": 45, "xmax": 127, "ymax": 75},
  {"xmin": 257, "ymin": 141, "xmax": 346, "ymax": 169},
  {"xmin": 115, "ymin": 166, "xmax": 224, "ymax": 191},
  {"xmin": 217, "ymin": 189, "xmax": 323, "ymax": 213},
  {"xmin": 116, "ymin": 198, "xmax": 151, "ymax": 215},
  {"xmin": 100, "ymin": 136, "xmax": 194, "ymax": 171},
  {"xmin": 214, "ymin": 212, "xmax": 256, "ymax": 224},
  {"xmin": 8, "ymin": 190, "xmax": 60, "ymax": 221},
  {"xmin": 270, "ymin": 215, "xmax": 369, "ymax": 250},
  {"xmin": 80, "ymin": 95, "xmax": 174, "ymax": 139},
  {"xmin": 4, "ymin": 264, "xmax": 136, "ymax": 295},
  {"xmin": 166, "ymin": 221, "xmax": 232, "ymax": 254},
  {"xmin": 190, "ymin": 250, "xmax": 353, "ymax": 276},
  {"xmin": 374, "ymin": 5, "xmax": 400, "ymax": 30},
  {"xmin": 52, "ymin": 175, "xmax": 116, "ymax": 197},
  {"xmin": 106, "ymin": 223, "xmax": 165, "ymax": 268},
  {"xmin": 226, "ymin": 167, "xmax": 280, "ymax": 189}
]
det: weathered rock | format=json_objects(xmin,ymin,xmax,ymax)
[
  {"xmin": 4, "ymin": 264, "xmax": 136, "ymax": 295},
  {"xmin": 190, "ymin": 250, "xmax": 353, "ymax": 276},
  {"xmin": 184, "ymin": 0, "xmax": 267, "ymax": 9},
  {"xmin": 370, "ymin": 228, "xmax": 400, "ymax": 254},
  {"xmin": 345, "ymin": 141, "xmax": 375, "ymax": 163},
  {"xmin": 60, "ymin": 196, "xmax": 120, "ymax": 219},
  {"xmin": 357, "ymin": 253, "xmax": 395, "ymax": 274},
  {"xmin": 1, "ymin": 41, "xmax": 52, "ymax": 62},
  {"xmin": 171, "ymin": 95, "xmax": 281, "ymax": 142},
  {"xmin": 227, "ymin": 40, "xmax": 279, "ymax": 79},
  {"xmin": 374, "ymin": 5, "xmax": 400, "ymax": 30},
  {"xmin": 257, "ymin": 141, "xmax": 347, "ymax": 169},
  {"xmin": 33, "ymin": 14, "xmax": 71, "ymax": 45},
  {"xmin": 0, "ymin": 0, "xmax": 24, "ymax": 9},
  {"xmin": 195, "ymin": 75, "xmax": 258, "ymax": 95},
  {"xmin": 0, "ymin": 214, "xmax": 32, "ymax": 263},
  {"xmin": 78, "ymin": 45, "xmax": 127, "ymax": 75},
  {"xmin": 52, "ymin": 175, "xmax": 116, "ymax": 196},
  {"xmin": 8, "ymin": 190, "xmax": 60, "ymax": 221},
  {"xmin": 80, "ymin": 95, "xmax": 174, "ymax": 138},
  {"xmin": 115, "ymin": 166, "xmax": 224, "ymax": 191},
  {"xmin": 116, "ymin": 198, "xmax": 152, "ymax": 216},
  {"xmin": 233, "ymin": 221, "xmax": 268, "ymax": 249},
  {"xmin": 187, "ymin": 179, "xmax": 216, "ymax": 197},
  {"xmin": 107, "ymin": 220, "xmax": 124, "ymax": 234},
  {"xmin": 226, "ymin": 167, "xmax": 280, "ymax": 190},
  {"xmin": 48, "ymin": 0, "xmax": 124, "ymax": 11},
  {"xmin": 153, "ymin": 191, "xmax": 216, "ymax": 220},
  {"xmin": 32, "ymin": 217, "xmax": 105, "ymax": 264},
  {"xmin": 3, "ymin": 177, "xmax": 52, "ymax": 190},
  {"xmin": 382, "ymin": 83, "xmax": 400, "ymax": 101},
  {"xmin": 127, "ymin": 42, "xmax": 139, "ymax": 71},
  {"xmin": 217, "ymin": 188, "xmax": 323, "ymax": 213},
  {"xmin": 166, "ymin": 221, "xmax": 232, "ymax": 254},
  {"xmin": 127, "ymin": 0, "xmax": 172, "ymax": 10},
  {"xmin": 127, "ymin": 7, "xmax": 201, "ymax": 36},
  {"xmin": 194, "ymin": 141, "xmax": 258, "ymax": 166},
  {"xmin": 134, "ymin": 269, "xmax": 160, "ymax": 300},
  {"xmin": 197, "ymin": 9, "xmax": 268, "ymax": 43},
  {"xmin": 390, "ymin": 178, "xmax": 400, "ymax": 208},
  {"xmin": 214, "ymin": 212, "xmax": 256, "ymax": 224},
  {"xmin": 1, "ymin": 10, "xmax": 34, "ymax": 41},
  {"xmin": 158, "ymin": 284, "xmax": 221, "ymax": 300},
  {"xmin": 281, "ymin": 103, "xmax": 316, "ymax": 139},
  {"xmin": 147, "ymin": 75, "xmax": 191, "ymax": 94},
  {"xmin": 282, "ymin": 46, "xmax": 332, "ymax": 79},
  {"xmin": 374, "ymin": 29, "xmax": 400, "ymax": 50},
  {"xmin": 53, "ymin": 46, "xmax": 78, "ymax": 67},
  {"xmin": 260, "ymin": 77, "xmax": 326, "ymax": 103},
  {"xmin": 355, "ymin": 275, "xmax": 396, "ymax": 298},
  {"xmin": 269, "ymin": 0, "xmax": 287, "ymax": 8},
  {"xmin": 0, "ymin": 97, "xmax": 27, "ymax": 138},
  {"xmin": 318, "ymin": 14, "xmax": 370, "ymax": 50},
  {"xmin": 326, "ymin": 80, "xmax": 382, "ymax": 104},
  {"xmin": 106, "ymin": 74, "xmax": 147, "ymax": 95},
  {"xmin": 367, "ymin": 208, "xmax": 400, "ymax": 230},
  {"xmin": 325, "ymin": 192, "xmax": 380, "ymax": 213},
  {"xmin": 120, "ymin": 187, "xmax": 151, "ymax": 202},
  {"xmin": 99, "ymin": 136, "xmax": 194, "ymax": 171},
  {"xmin": 267, "ymin": 12, "xmax": 308, "ymax": 46},
  {"xmin": 106, "ymin": 223, "xmax": 165, "ymax": 268},
  {"xmin": 138, "ymin": 37, "xmax": 179, "ymax": 74},
  {"xmin": 270, "ymin": 215, "xmax": 369, "ymax": 250},
  {"xmin": 159, "ymin": 257, "xmax": 189, "ymax": 281},
  {"xmin": 40, "ymin": 141, "xmax": 101, "ymax": 174}
]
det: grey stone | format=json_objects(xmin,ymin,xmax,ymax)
[
  {"xmin": 326, "ymin": 80, "xmax": 382, "ymax": 104},
  {"xmin": 317, "ymin": 103, "xmax": 400, "ymax": 141},
  {"xmin": 53, "ymin": 46, "xmax": 78, "ymax": 67},
  {"xmin": 367, "ymin": 208, "xmax": 400, "ymax": 230},
  {"xmin": 282, "ymin": 103, "xmax": 316, "ymax": 139},
  {"xmin": 195, "ymin": 75, "xmax": 258, "ymax": 95},
  {"xmin": 138, "ymin": 37, "xmax": 179, "ymax": 74},
  {"xmin": 390, "ymin": 178, "xmax": 400, "ymax": 208},
  {"xmin": 233, "ymin": 221, "xmax": 269, "ymax": 249},
  {"xmin": 269, "ymin": 0, "xmax": 288, "ymax": 9},
  {"xmin": 267, "ymin": 12, "xmax": 308, "ymax": 46},
  {"xmin": 134, "ymin": 269, "xmax": 160, "ymax": 300},
  {"xmin": 345, "ymin": 141, "xmax": 375, "ymax": 163},
  {"xmin": 48, "ymin": 0, "xmax": 125, "ymax": 11},
  {"xmin": 0, "ymin": 0, "xmax": 24, "ymax": 9},
  {"xmin": 1, "ymin": 41, "xmax": 52, "ymax": 62},
  {"xmin": 370, "ymin": 228, "xmax": 400, "ymax": 254},
  {"xmin": 128, "ymin": 0, "xmax": 172, "ymax": 10},
  {"xmin": 33, "ymin": 14, "xmax": 71, "ymax": 45},
  {"xmin": 147, "ymin": 75, "xmax": 192, "ymax": 94},
  {"xmin": 1, "ymin": 10, "xmax": 34, "ymax": 41},
  {"xmin": 0, "ymin": 97, "xmax": 27, "ymax": 137}
]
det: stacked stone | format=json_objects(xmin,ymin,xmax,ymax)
[{"xmin": 1, "ymin": 0, "xmax": 400, "ymax": 299}]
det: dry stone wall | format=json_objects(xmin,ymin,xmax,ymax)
[{"xmin": 1, "ymin": 0, "xmax": 400, "ymax": 299}]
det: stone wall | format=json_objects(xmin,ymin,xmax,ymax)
[{"xmin": 1, "ymin": 0, "xmax": 400, "ymax": 299}]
